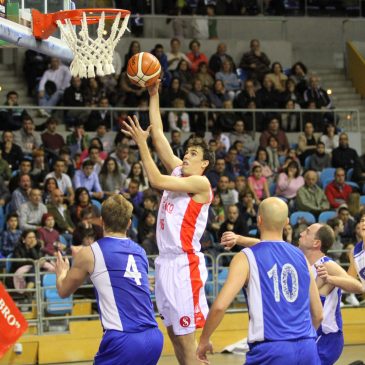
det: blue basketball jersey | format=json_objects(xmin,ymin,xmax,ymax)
[
  {"xmin": 90, "ymin": 236, "xmax": 157, "ymax": 332},
  {"xmin": 312, "ymin": 256, "xmax": 342, "ymax": 336},
  {"xmin": 243, "ymin": 241, "xmax": 316, "ymax": 343}
]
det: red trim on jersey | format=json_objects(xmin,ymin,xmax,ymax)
[{"xmin": 181, "ymin": 199, "xmax": 206, "ymax": 329}]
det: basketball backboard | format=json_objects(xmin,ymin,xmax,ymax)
[{"xmin": 0, "ymin": 0, "xmax": 75, "ymax": 62}]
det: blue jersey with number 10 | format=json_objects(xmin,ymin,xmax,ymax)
[
  {"xmin": 243, "ymin": 241, "xmax": 316, "ymax": 343},
  {"xmin": 90, "ymin": 236, "xmax": 157, "ymax": 332}
]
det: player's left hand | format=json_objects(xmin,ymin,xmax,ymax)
[
  {"xmin": 221, "ymin": 231, "xmax": 237, "ymax": 251},
  {"xmin": 196, "ymin": 340, "xmax": 213, "ymax": 364},
  {"xmin": 55, "ymin": 251, "xmax": 70, "ymax": 279},
  {"xmin": 316, "ymin": 264, "xmax": 330, "ymax": 283},
  {"xmin": 121, "ymin": 115, "xmax": 151, "ymax": 145}
]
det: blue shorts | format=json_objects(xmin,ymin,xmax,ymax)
[
  {"xmin": 317, "ymin": 331, "xmax": 344, "ymax": 365},
  {"xmin": 245, "ymin": 338, "xmax": 321, "ymax": 365},
  {"xmin": 94, "ymin": 327, "xmax": 163, "ymax": 365}
]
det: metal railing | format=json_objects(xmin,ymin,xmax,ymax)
[{"xmin": 0, "ymin": 248, "xmax": 361, "ymax": 335}]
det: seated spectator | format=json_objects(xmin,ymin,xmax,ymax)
[
  {"xmin": 209, "ymin": 42, "xmax": 235, "ymax": 75},
  {"xmin": 296, "ymin": 169, "xmax": 330, "ymax": 216},
  {"xmin": 326, "ymin": 217, "xmax": 344, "ymax": 263},
  {"xmin": 267, "ymin": 61, "xmax": 288, "ymax": 93},
  {"xmin": 0, "ymin": 149, "xmax": 11, "ymax": 182},
  {"xmin": 234, "ymin": 175, "xmax": 248, "ymax": 195},
  {"xmin": 86, "ymin": 96, "xmax": 115, "ymax": 131},
  {"xmin": 207, "ymin": 193, "xmax": 226, "ymax": 242},
  {"xmin": 266, "ymin": 136, "xmax": 281, "ymax": 173},
  {"xmin": 99, "ymin": 157, "xmax": 126, "ymax": 196},
  {"xmin": 236, "ymin": 190, "xmax": 258, "ymax": 230},
  {"xmin": 308, "ymin": 142, "xmax": 331, "ymax": 172},
  {"xmin": 1, "ymin": 131, "xmax": 23, "ymax": 171},
  {"xmin": 18, "ymin": 188, "xmax": 47, "ymax": 230},
  {"xmin": 280, "ymin": 99, "xmax": 300, "ymax": 132},
  {"xmin": 10, "ymin": 174, "xmax": 31, "ymax": 213},
  {"xmin": 206, "ymin": 158, "xmax": 227, "ymax": 189},
  {"xmin": 37, "ymin": 213, "xmax": 63, "ymax": 256},
  {"xmin": 303, "ymin": 75, "xmax": 333, "ymax": 110},
  {"xmin": 208, "ymin": 80, "xmax": 230, "ymax": 108},
  {"xmin": 353, "ymin": 152, "xmax": 365, "ymax": 188},
  {"xmin": 259, "ymin": 117, "xmax": 290, "ymax": 154},
  {"xmin": 224, "ymin": 147, "xmax": 247, "ymax": 181},
  {"xmin": 290, "ymin": 61, "xmax": 309, "ymax": 96},
  {"xmin": 124, "ymin": 162, "xmax": 149, "ymax": 192},
  {"xmin": 43, "ymin": 177, "xmax": 58, "ymax": 205},
  {"xmin": 216, "ymin": 99, "xmax": 236, "ymax": 132},
  {"xmin": 325, "ymin": 168, "xmax": 352, "ymax": 209},
  {"xmin": 121, "ymin": 40, "xmax": 141, "ymax": 73},
  {"xmin": 110, "ymin": 143, "xmax": 132, "ymax": 176},
  {"xmin": 195, "ymin": 62, "xmax": 214, "ymax": 92},
  {"xmin": 172, "ymin": 60, "xmax": 194, "ymax": 94},
  {"xmin": 256, "ymin": 75, "xmax": 281, "ymax": 109},
  {"xmin": 82, "ymin": 145, "xmax": 105, "ymax": 175},
  {"xmin": 59, "ymin": 146, "xmax": 76, "ymax": 179},
  {"xmin": 38, "ymin": 57, "xmax": 71, "ymax": 117},
  {"xmin": 30, "ymin": 149, "xmax": 49, "ymax": 189},
  {"xmin": 186, "ymin": 39, "xmax": 208, "ymax": 73},
  {"xmin": 161, "ymin": 77, "xmax": 187, "ymax": 108},
  {"xmin": 281, "ymin": 78, "xmax": 304, "ymax": 108},
  {"xmin": 0, "ymin": 91, "xmax": 28, "ymax": 130},
  {"xmin": 248, "ymin": 165, "xmax": 270, "ymax": 204},
  {"xmin": 282, "ymin": 149, "xmax": 302, "ymax": 173},
  {"xmin": 136, "ymin": 194, "xmax": 159, "ymax": 221},
  {"xmin": 79, "ymin": 137, "xmax": 108, "ymax": 166},
  {"xmin": 69, "ymin": 187, "xmax": 100, "ymax": 226},
  {"xmin": 14, "ymin": 116, "xmax": 42, "ymax": 156},
  {"xmin": 239, "ymin": 39, "xmax": 270, "ymax": 83},
  {"xmin": 215, "ymin": 60, "xmax": 241, "ymax": 100},
  {"xmin": 338, "ymin": 206, "xmax": 356, "ymax": 245},
  {"xmin": 151, "ymin": 44, "xmax": 170, "ymax": 87},
  {"xmin": 121, "ymin": 179, "xmax": 144, "ymax": 216},
  {"xmin": 253, "ymin": 148, "xmax": 274, "ymax": 182},
  {"xmin": 187, "ymin": 79, "xmax": 208, "ymax": 108},
  {"xmin": 276, "ymin": 160, "xmax": 304, "ymax": 204},
  {"xmin": 94, "ymin": 123, "xmax": 114, "ymax": 153},
  {"xmin": 0, "ymin": 175, "xmax": 10, "ymax": 231},
  {"xmin": 332, "ymin": 132, "xmax": 359, "ymax": 172},
  {"xmin": 166, "ymin": 38, "xmax": 191, "ymax": 72},
  {"xmin": 168, "ymin": 98, "xmax": 190, "ymax": 132},
  {"xmin": 45, "ymin": 158, "xmax": 74, "ymax": 204},
  {"xmin": 63, "ymin": 76, "xmax": 87, "ymax": 126},
  {"xmin": 320, "ymin": 123, "xmax": 339, "ymax": 155},
  {"xmin": 297, "ymin": 121, "xmax": 317, "ymax": 164},
  {"xmin": 41, "ymin": 117, "xmax": 65, "ymax": 157},
  {"xmin": 215, "ymin": 175, "xmax": 239, "ymax": 212},
  {"xmin": 0, "ymin": 213, "xmax": 22, "ymax": 257},
  {"xmin": 169, "ymin": 130, "xmax": 185, "ymax": 160},
  {"xmin": 234, "ymin": 79, "xmax": 258, "ymax": 114},
  {"xmin": 73, "ymin": 160, "xmax": 103, "ymax": 200},
  {"xmin": 12, "ymin": 230, "xmax": 54, "ymax": 293},
  {"xmin": 137, "ymin": 210, "xmax": 158, "ymax": 256},
  {"xmin": 65, "ymin": 121, "xmax": 90, "ymax": 158}
]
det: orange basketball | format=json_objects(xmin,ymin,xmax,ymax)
[{"xmin": 126, "ymin": 52, "xmax": 161, "ymax": 88}]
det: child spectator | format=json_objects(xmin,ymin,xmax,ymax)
[
  {"xmin": 0, "ymin": 213, "xmax": 22, "ymax": 257},
  {"xmin": 37, "ymin": 213, "xmax": 64, "ymax": 256},
  {"xmin": 248, "ymin": 165, "xmax": 270, "ymax": 204}
]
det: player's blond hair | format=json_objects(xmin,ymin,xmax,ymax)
[{"xmin": 101, "ymin": 194, "xmax": 133, "ymax": 233}]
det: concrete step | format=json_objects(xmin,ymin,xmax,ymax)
[
  {"xmin": 319, "ymin": 75, "xmax": 347, "ymax": 82},
  {"xmin": 330, "ymin": 87, "xmax": 356, "ymax": 93},
  {"xmin": 322, "ymin": 80, "xmax": 353, "ymax": 87},
  {"xmin": 312, "ymin": 69, "xmax": 344, "ymax": 75},
  {"xmin": 333, "ymin": 94, "xmax": 362, "ymax": 101}
]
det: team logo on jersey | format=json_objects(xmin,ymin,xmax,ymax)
[
  {"xmin": 179, "ymin": 316, "xmax": 191, "ymax": 327},
  {"xmin": 359, "ymin": 267, "xmax": 365, "ymax": 280},
  {"xmin": 162, "ymin": 199, "xmax": 174, "ymax": 214}
]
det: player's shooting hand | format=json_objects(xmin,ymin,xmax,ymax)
[
  {"xmin": 221, "ymin": 231, "xmax": 237, "ymax": 251},
  {"xmin": 121, "ymin": 116, "xmax": 151, "ymax": 146},
  {"xmin": 55, "ymin": 251, "xmax": 70, "ymax": 279},
  {"xmin": 147, "ymin": 79, "xmax": 161, "ymax": 96},
  {"xmin": 196, "ymin": 339, "xmax": 213, "ymax": 364}
]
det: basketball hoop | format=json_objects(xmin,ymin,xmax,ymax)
[{"xmin": 32, "ymin": 9, "xmax": 131, "ymax": 78}]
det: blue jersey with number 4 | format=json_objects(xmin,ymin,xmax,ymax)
[
  {"xmin": 243, "ymin": 241, "xmax": 316, "ymax": 343},
  {"xmin": 90, "ymin": 236, "xmax": 157, "ymax": 332}
]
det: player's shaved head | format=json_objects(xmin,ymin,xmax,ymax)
[{"xmin": 258, "ymin": 197, "xmax": 289, "ymax": 231}]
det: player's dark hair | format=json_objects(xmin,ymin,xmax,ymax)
[
  {"xmin": 186, "ymin": 138, "xmax": 215, "ymax": 173},
  {"xmin": 315, "ymin": 224, "xmax": 335, "ymax": 254}
]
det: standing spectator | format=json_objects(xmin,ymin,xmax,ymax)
[
  {"xmin": 296, "ymin": 170, "xmax": 329, "ymax": 216},
  {"xmin": 166, "ymin": 38, "xmax": 191, "ymax": 72},
  {"xmin": 186, "ymin": 39, "xmax": 208, "ymax": 73},
  {"xmin": 267, "ymin": 62, "xmax": 288, "ymax": 93},
  {"xmin": 259, "ymin": 117, "xmax": 290, "ymax": 154},
  {"xmin": 0, "ymin": 213, "xmax": 22, "ymax": 257},
  {"xmin": 10, "ymin": 174, "xmax": 31, "ymax": 213},
  {"xmin": 66, "ymin": 121, "xmax": 90, "ymax": 158},
  {"xmin": 99, "ymin": 157, "xmax": 126, "ymax": 196},
  {"xmin": 38, "ymin": 57, "xmax": 71, "ymax": 115},
  {"xmin": 18, "ymin": 188, "xmax": 47, "ymax": 230},
  {"xmin": 0, "ymin": 91, "xmax": 28, "ymax": 130},
  {"xmin": 1, "ymin": 131, "xmax": 23, "ymax": 171},
  {"xmin": 73, "ymin": 160, "xmax": 103, "ymax": 200},
  {"xmin": 45, "ymin": 159, "xmax": 75, "ymax": 204},
  {"xmin": 332, "ymin": 132, "xmax": 359, "ymax": 172},
  {"xmin": 37, "ymin": 213, "xmax": 63, "ymax": 256},
  {"xmin": 239, "ymin": 39, "xmax": 271, "ymax": 82},
  {"xmin": 325, "ymin": 168, "xmax": 352, "ymax": 209},
  {"xmin": 320, "ymin": 123, "xmax": 339, "ymax": 154},
  {"xmin": 14, "ymin": 116, "xmax": 42, "ymax": 156},
  {"xmin": 309, "ymin": 142, "xmax": 331, "ymax": 172},
  {"xmin": 209, "ymin": 42, "xmax": 235, "ymax": 75},
  {"xmin": 248, "ymin": 165, "xmax": 270, "ymax": 204},
  {"xmin": 41, "ymin": 117, "xmax": 65, "ymax": 157}
]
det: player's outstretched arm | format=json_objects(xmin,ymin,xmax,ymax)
[
  {"xmin": 148, "ymin": 81, "xmax": 182, "ymax": 174},
  {"xmin": 55, "ymin": 248, "xmax": 93, "ymax": 298},
  {"xmin": 307, "ymin": 259, "xmax": 323, "ymax": 329},
  {"xmin": 220, "ymin": 231, "xmax": 260, "ymax": 251},
  {"xmin": 317, "ymin": 262, "xmax": 363, "ymax": 294},
  {"xmin": 122, "ymin": 116, "xmax": 210, "ymax": 196},
  {"xmin": 197, "ymin": 253, "xmax": 249, "ymax": 364}
]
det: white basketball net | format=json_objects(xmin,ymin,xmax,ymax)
[{"xmin": 57, "ymin": 11, "xmax": 130, "ymax": 78}]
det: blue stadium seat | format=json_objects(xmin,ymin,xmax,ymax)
[
  {"xmin": 346, "ymin": 168, "xmax": 354, "ymax": 181},
  {"xmin": 269, "ymin": 183, "xmax": 277, "ymax": 196},
  {"xmin": 279, "ymin": 156, "xmax": 286, "ymax": 166},
  {"xmin": 5, "ymin": 253, "xmax": 13, "ymax": 273},
  {"xmin": 236, "ymin": 68, "xmax": 248, "ymax": 82},
  {"xmin": 322, "ymin": 177, "xmax": 333, "ymax": 190},
  {"xmin": 346, "ymin": 181, "xmax": 360, "ymax": 191},
  {"xmin": 360, "ymin": 195, "xmax": 365, "ymax": 205},
  {"xmin": 218, "ymin": 268, "xmax": 228, "ymax": 292},
  {"xmin": 304, "ymin": 155, "xmax": 312, "ymax": 169},
  {"xmin": 248, "ymin": 229, "xmax": 258, "ymax": 237},
  {"xmin": 248, "ymin": 155, "xmax": 255, "ymax": 167},
  {"xmin": 43, "ymin": 273, "xmax": 73, "ymax": 315},
  {"xmin": 319, "ymin": 168, "xmax": 336, "ymax": 187},
  {"xmin": 318, "ymin": 211, "xmax": 336, "ymax": 223},
  {"xmin": 91, "ymin": 199, "xmax": 102, "ymax": 211},
  {"xmin": 290, "ymin": 211, "xmax": 316, "ymax": 226}
]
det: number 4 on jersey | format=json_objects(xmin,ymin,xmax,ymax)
[{"xmin": 124, "ymin": 254, "xmax": 142, "ymax": 285}]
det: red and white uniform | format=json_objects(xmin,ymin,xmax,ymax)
[{"xmin": 155, "ymin": 166, "xmax": 212, "ymax": 335}]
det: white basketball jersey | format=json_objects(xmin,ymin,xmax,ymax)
[
  {"xmin": 156, "ymin": 166, "xmax": 212, "ymax": 255},
  {"xmin": 353, "ymin": 241, "xmax": 365, "ymax": 290}
]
